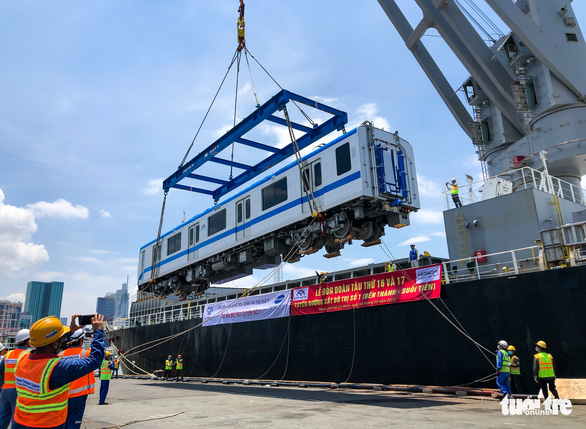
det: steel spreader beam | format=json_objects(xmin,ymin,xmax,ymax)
[{"xmin": 163, "ymin": 89, "xmax": 348, "ymax": 201}]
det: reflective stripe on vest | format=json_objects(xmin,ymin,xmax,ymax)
[
  {"xmin": 535, "ymin": 353, "xmax": 555, "ymax": 378},
  {"xmin": 62, "ymin": 347, "xmax": 96, "ymax": 397},
  {"xmin": 100, "ymin": 360, "xmax": 112, "ymax": 380},
  {"xmin": 510, "ymin": 356, "xmax": 521, "ymax": 375},
  {"xmin": 165, "ymin": 360, "xmax": 173, "ymax": 370},
  {"xmin": 14, "ymin": 354, "xmax": 70, "ymax": 427},
  {"xmin": 498, "ymin": 350, "xmax": 511, "ymax": 373},
  {"xmin": 2, "ymin": 348, "xmax": 28, "ymax": 389},
  {"xmin": 451, "ymin": 184, "xmax": 458, "ymax": 195},
  {"xmin": 176, "ymin": 360, "xmax": 183, "ymax": 370}
]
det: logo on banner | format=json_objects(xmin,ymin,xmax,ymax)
[
  {"xmin": 293, "ymin": 287, "xmax": 308, "ymax": 301},
  {"xmin": 416, "ymin": 265, "xmax": 441, "ymax": 284},
  {"xmin": 274, "ymin": 294, "xmax": 286, "ymax": 304},
  {"xmin": 501, "ymin": 397, "xmax": 572, "ymax": 416}
]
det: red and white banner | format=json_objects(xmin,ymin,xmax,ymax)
[
  {"xmin": 291, "ymin": 264, "xmax": 442, "ymax": 316},
  {"xmin": 203, "ymin": 290, "xmax": 291, "ymax": 327}
]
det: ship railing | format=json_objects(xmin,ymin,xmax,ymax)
[
  {"xmin": 443, "ymin": 167, "xmax": 585, "ymax": 210},
  {"xmin": 442, "ymin": 246, "xmax": 541, "ymax": 284}
]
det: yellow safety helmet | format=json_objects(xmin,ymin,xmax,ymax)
[
  {"xmin": 105, "ymin": 351, "xmax": 111, "ymax": 358},
  {"xmin": 507, "ymin": 345, "xmax": 516, "ymax": 352},
  {"xmin": 168, "ymin": 355, "xmax": 172, "ymax": 358},
  {"xmin": 29, "ymin": 316, "xmax": 70, "ymax": 348},
  {"xmin": 536, "ymin": 340, "xmax": 547, "ymax": 349}
]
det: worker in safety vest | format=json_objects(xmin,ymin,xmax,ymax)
[
  {"xmin": 495, "ymin": 340, "xmax": 512, "ymax": 398},
  {"xmin": 98, "ymin": 352, "xmax": 115, "ymax": 405},
  {"xmin": 0, "ymin": 329, "xmax": 30, "ymax": 429},
  {"xmin": 13, "ymin": 314, "xmax": 104, "ymax": 429},
  {"xmin": 175, "ymin": 355, "xmax": 184, "ymax": 382},
  {"xmin": 61, "ymin": 329, "xmax": 95, "ymax": 428},
  {"xmin": 533, "ymin": 340, "xmax": 559, "ymax": 399},
  {"xmin": 164, "ymin": 355, "xmax": 174, "ymax": 380},
  {"xmin": 0, "ymin": 343, "xmax": 5, "ymax": 360},
  {"xmin": 507, "ymin": 345, "xmax": 522, "ymax": 394},
  {"xmin": 315, "ymin": 272, "xmax": 329, "ymax": 284},
  {"xmin": 446, "ymin": 178, "xmax": 462, "ymax": 208},
  {"xmin": 112, "ymin": 356, "xmax": 120, "ymax": 379},
  {"xmin": 385, "ymin": 260, "xmax": 397, "ymax": 272}
]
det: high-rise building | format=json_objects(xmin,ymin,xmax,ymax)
[
  {"xmin": 96, "ymin": 295, "xmax": 116, "ymax": 322},
  {"xmin": 113, "ymin": 281, "xmax": 129, "ymax": 319},
  {"xmin": 0, "ymin": 300, "xmax": 22, "ymax": 336},
  {"xmin": 23, "ymin": 281, "xmax": 64, "ymax": 324},
  {"xmin": 20, "ymin": 313, "xmax": 33, "ymax": 330}
]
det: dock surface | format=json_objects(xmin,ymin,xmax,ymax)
[{"xmin": 82, "ymin": 378, "xmax": 585, "ymax": 428}]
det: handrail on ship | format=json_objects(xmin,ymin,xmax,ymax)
[
  {"xmin": 442, "ymin": 166, "xmax": 586, "ymax": 210},
  {"xmin": 124, "ymin": 240, "xmax": 585, "ymax": 329}
]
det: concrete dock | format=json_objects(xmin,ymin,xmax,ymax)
[{"xmin": 82, "ymin": 378, "xmax": 585, "ymax": 428}]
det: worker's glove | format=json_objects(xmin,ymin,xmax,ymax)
[
  {"xmin": 495, "ymin": 370, "xmax": 499, "ymax": 376},
  {"xmin": 534, "ymin": 377, "xmax": 539, "ymax": 383}
]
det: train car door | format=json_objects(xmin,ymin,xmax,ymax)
[
  {"xmin": 152, "ymin": 243, "xmax": 161, "ymax": 277},
  {"xmin": 188, "ymin": 223, "xmax": 199, "ymax": 261},
  {"xmin": 301, "ymin": 160, "xmax": 324, "ymax": 213},
  {"xmin": 235, "ymin": 196, "xmax": 251, "ymax": 240}
]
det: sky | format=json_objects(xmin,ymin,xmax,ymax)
[{"xmin": 1, "ymin": 1, "xmax": 585, "ymax": 321}]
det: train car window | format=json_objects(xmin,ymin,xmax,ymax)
[
  {"xmin": 245, "ymin": 199, "xmax": 251, "ymax": 219},
  {"xmin": 195, "ymin": 224, "xmax": 200, "ymax": 242},
  {"xmin": 152, "ymin": 244, "xmax": 161, "ymax": 261},
  {"xmin": 314, "ymin": 162, "xmax": 322, "ymax": 187},
  {"xmin": 237, "ymin": 202, "xmax": 243, "ymax": 223},
  {"xmin": 188, "ymin": 227, "xmax": 194, "ymax": 246},
  {"xmin": 336, "ymin": 142, "xmax": 351, "ymax": 176},
  {"xmin": 302, "ymin": 168, "xmax": 311, "ymax": 192},
  {"xmin": 208, "ymin": 209, "xmax": 227, "ymax": 236},
  {"xmin": 167, "ymin": 232, "xmax": 182, "ymax": 255},
  {"xmin": 262, "ymin": 178, "xmax": 288, "ymax": 211}
]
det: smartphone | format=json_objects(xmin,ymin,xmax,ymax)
[{"xmin": 77, "ymin": 314, "xmax": 94, "ymax": 325}]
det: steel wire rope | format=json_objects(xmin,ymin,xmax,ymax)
[
  {"xmin": 256, "ymin": 313, "xmax": 291, "ymax": 380},
  {"xmin": 278, "ymin": 312, "xmax": 292, "ymax": 382},
  {"xmin": 454, "ymin": 0, "xmax": 497, "ymax": 43},
  {"xmin": 229, "ymin": 52, "xmax": 242, "ymax": 180},
  {"xmin": 114, "ymin": 215, "xmax": 320, "ymax": 362},
  {"xmin": 186, "ymin": 326, "xmax": 203, "ymax": 378},
  {"xmin": 341, "ymin": 307, "xmax": 357, "ymax": 384},
  {"xmin": 462, "ymin": 0, "xmax": 504, "ymax": 37},
  {"xmin": 378, "ymin": 239, "xmax": 496, "ymax": 358},
  {"xmin": 179, "ymin": 49, "xmax": 240, "ymax": 168},
  {"xmin": 209, "ymin": 322, "xmax": 233, "ymax": 378}
]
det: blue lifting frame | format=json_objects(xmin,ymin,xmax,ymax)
[{"xmin": 162, "ymin": 89, "xmax": 348, "ymax": 202}]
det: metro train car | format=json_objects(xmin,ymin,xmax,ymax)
[{"xmin": 137, "ymin": 122, "xmax": 420, "ymax": 298}]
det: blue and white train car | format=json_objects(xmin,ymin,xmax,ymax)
[{"xmin": 138, "ymin": 122, "xmax": 420, "ymax": 298}]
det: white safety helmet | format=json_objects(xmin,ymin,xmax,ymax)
[
  {"xmin": 410, "ymin": 243, "xmax": 415, "ymax": 246},
  {"xmin": 498, "ymin": 340, "xmax": 508, "ymax": 349},
  {"xmin": 15, "ymin": 329, "xmax": 30, "ymax": 345},
  {"xmin": 0, "ymin": 342, "xmax": 4, "ymax": 352},
  {"xmin": 451, "ymin": 178, "xmax": 456, "ymax": 182},
  {"xmin": 70, "ymin": 328, "xmax": 85, "ymax": 340}
]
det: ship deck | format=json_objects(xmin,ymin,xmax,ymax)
[{"xmin": 82, "ymin": 378, "xmax": 584, "ymax": 428}]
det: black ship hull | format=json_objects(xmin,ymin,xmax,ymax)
[{"xmin": 116, "ymin": 265, "xmax": 586, "ymax": 388}]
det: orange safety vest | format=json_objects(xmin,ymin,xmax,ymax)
[
  {"xmin": 2, "ymin": 348, "xmax": 28, "ymax": 389},
  {"xmin": 114, "ymin": 359, "xmax": 119, "ymax": 370},
  {"xmin": 14, "ymin": 352, "xmax": 70, "ymax": 428},
  {"xmin": 535, "ymin": 352, "xmax": 555, "ymax": 378},
  {"xmin": 61, "ymin": 347, "xmax": 96, "ymax": 397}
]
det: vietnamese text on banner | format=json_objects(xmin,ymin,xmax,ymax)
[{"xmin": 291, "ymin": 264, "xmax": 442, "ymax": 316}]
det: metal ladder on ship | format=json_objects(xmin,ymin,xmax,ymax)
[{"xmin": 454, "ymin": 211, "xmax": 469, "ymax": 259}]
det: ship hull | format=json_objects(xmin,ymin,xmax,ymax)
[{"xmin": 116, "ymin": 265, "xmax": 586, "ymax": 388}]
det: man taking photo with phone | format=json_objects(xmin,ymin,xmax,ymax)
[{"xmin": 13, "ymin": 313, "xmax": 105, "ymax": 429}]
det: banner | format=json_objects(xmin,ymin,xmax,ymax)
[
  {"xmin": 291, "ymin": 264, "xmax": 442, "ymax": 316},
  {"xmin": 203, "ymin": 290, "xmax": 291, "ymax": 327}
]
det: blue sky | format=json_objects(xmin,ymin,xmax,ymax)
[{"xmin": 1, "ymin": 1, "xmax": 585, "ymax": 320}]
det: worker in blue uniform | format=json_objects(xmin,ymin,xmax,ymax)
[
  {"xmin": 495, "ymin": 340, "xmax": 512, "ymax": 398},
  {"xmin": 409, "ymin": 243, "xmax": 419, "ymax": 268}
]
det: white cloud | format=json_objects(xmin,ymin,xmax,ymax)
[
  {"xmin": 35, "ymin": 271, "xmax": 65, "ymax": 282},
  {"xmin": 282, "ymin": 263, "xmax": 318, "ymax": 280},
  {"xmin": 1, "ymin": 293, "xmax": 25, "ymax": 303},
  {"xmin": 417, "ymin": 176, "xmax": 445, "ymax": 198},
  {"xmin": 355, "ymin": 103, "xmax": 391, "ymax": 131},
  {"xmin": 0, "ymin": 188, "xmax": 49, "ymax": 271},
  {"xmin": 431, "ymin": 231, "xmax": 446, "ymax": 238},
  {"xmin": 143, "ymin": 178, "xmax": 163, "ymax": 195},
  {"xmin": 412, "ymin": 209, "xmax": 444, "ymax": 225},
  {"xmin": 27, "ymin": 198, "xmax": 89, "ymax": 219},
  {"xmin": 0, "ymin": 241, "xmax": 49, "ymax": 272},
  {"xmin": 347, "ymin": 257, "xmax": 375, "ymax": 268},
  {"xmin": 399, "ymin": 236, "xmax": 431, "ymax": 246},
  {"xmin": 70, "ymin": 256, "xmax": 101, "ymax": 264},
  {"xmin": 99, "ymin": 209, "xmax": 111, "ymax": 218}
]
